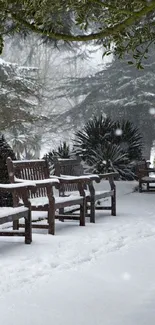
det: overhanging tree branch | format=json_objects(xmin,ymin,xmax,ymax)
[{"xmin": 10, "ymin": 1, "xmax": 155, "ymax": 42}]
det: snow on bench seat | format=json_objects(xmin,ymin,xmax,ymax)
[
  {"xmin": 0, "ymin": 207, "xmax": 28, "ymax": 218},
  {"xmin": 0, "ymin": 207, "xmax": 29, "ymax": 225},
  {"xmin": 28, "ymin": 195, "xmax": 84, "ymax": 208},
  {"xmin": 64, "ymin": 190, "xmax": 113, "ymax": 200},
  {"xmin": 55, "ymin": 195, "xmax": 83, "ymax": 205}
]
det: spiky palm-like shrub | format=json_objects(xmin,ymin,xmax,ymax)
[
  {"xmin": 88, "ymin": 142, "xmax": 135, "ymax": 180},
  {"xmin": 74, "ymin": 116, "xmax": 114, "ymax": 165},
  {"xmin": 56, "ymin": 142, "xmax": 71, "ymax": 158},
  {"xmin": 44, "ymin": 141, "xmax": 72, "ymax": 174},
  {"xmin": 113, "ymin": 120, "xmax": 142, "ymax": 161},
  {"xmin": 74, "ymin": 116, "xmax": 142, "ymax": 179}
]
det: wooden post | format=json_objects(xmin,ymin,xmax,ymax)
[
  {"xmin": 80, "ymin": 197, "xmax": 86, "ymax": 226},
  {"xmin": 25, "ymin": 202, "xmax": 32, "ymax": 244}
]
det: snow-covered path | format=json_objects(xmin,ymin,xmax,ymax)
[{"xmin": 0, "ymin": 181, "xmax": 155, "ymax": 324}]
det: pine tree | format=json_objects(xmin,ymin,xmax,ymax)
[
  {"xmin": 0, "ymin": 58, "xmax": 39, "ymax": 131},
  {"xmin": 0, "ymin": 135, "xmax": 16, "ymax": 206},
  {"xmin": 0, "ymin": 58, "xmax": 42, "ymax": 159}
]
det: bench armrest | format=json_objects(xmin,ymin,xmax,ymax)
[
  {"xmin": 147, "ymin": 168, "xmax": 155, "ymax": 173},
  {"xmin": 0, "ymin": 183, "xmax": 35, "ymax": 207},
  {"xmin": 15, "ymin": 177, "xmax": 60, "ymax": 188},
  {"xmin": 57, "ymin": 176, "xmax": 91, "ymax": 184},
  {"xmin": 83, "ymin": 174, "xmax": 100, "ymax": 182},
  {"xmin": 0, "ymin": 183, "xmax": 35, "ymax": 191},
  {"xmin": 99, "ymin": 172, "xmax": 119, "ymax": 179},
  {"xmin": 58, "ymin": 174, "xmax": 100, "ymax": 182}
]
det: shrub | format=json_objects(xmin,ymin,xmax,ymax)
[
  {"xmin": 43, "ymin": 141, "xmax": 72, "ymax": 173},
  {"xmin": 74, "ymin": 116, "xmax": 142, "ymax": 179}
]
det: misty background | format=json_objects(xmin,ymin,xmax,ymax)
[{"xmin": 1, "ymin": 34, "xmax": 155, "ymax": 163}]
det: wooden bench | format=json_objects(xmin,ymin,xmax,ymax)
[
  {"xmin": 135, "ymin": 160, "xmax": 155, "ymax": 192},
  {"xmin": 6, "ymin": 158, "xmax": 90, "ymax": 235},
  {"xmin": 53, "ymin": 157, "xmax": 118, "ymax": 222},
  {"xmin": 0, "ymin": 183, "xmax": 32, "ymax": 244}
]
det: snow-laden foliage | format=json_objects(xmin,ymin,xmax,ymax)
[
  {"xmin": 0, "ymin": 58, "xmax": 43, "ymax": 159},
  {"xmin": 0, "ymin": 58, "xmax": 38, "ymax": 129},
  {"xmin": 1, "ymin": 0, "xmax": 155, "ymax": 67}
]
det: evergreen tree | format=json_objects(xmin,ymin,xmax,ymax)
[
  {"xmin": 0, "ymin": 135, "xmax": 16, "ymax": 207},
  {"xmin": 0, "ymin": 58, "xmax": 39, "ymax": 131},
  {"xmin": 0, "ymin": 58, "xmax": 43, "ymax": 158}
]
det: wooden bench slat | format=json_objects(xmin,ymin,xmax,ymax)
[{"xmin": 0, "ymin": 231, "xmax": 25, "ymax": 236}]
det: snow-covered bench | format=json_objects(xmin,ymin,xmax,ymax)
[
  {"xmin": 135, "ymin": 160, "xmax": 155, "ymax": 192},
  {"xmin": 54, "ymin": 157, "xmax": 118, "ymax": 222},
  {"xmin": 6, "ymin": 158, "xmax": 90, "ymax": 235},
  {"xmin": 0, "ymin": 183, "xmax": 32, "ymax": 244}
]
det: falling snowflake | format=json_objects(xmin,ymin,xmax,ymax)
[
  {"xmin": 122, "ymin": 272, "xmax": 131, "ymax": 281},
  {"xmin": 115, "ymin": 129, "xmax": 123, "ymax": 136},
  {"xmin": 102, "ymin": 160, "xmax": 107, "ymax": 165},
  {"xmin": 149, "ymin": 108, "xmax": 155, "ymax": 115}
]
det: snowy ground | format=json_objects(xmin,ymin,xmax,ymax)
[{"xmin": 0, "ymin": 181, "xmax": 155, "ymax": 325}]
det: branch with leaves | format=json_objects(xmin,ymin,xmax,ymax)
[{"xmin": 1, "ymin": 0, "xmax": 155, "ymax": 65}]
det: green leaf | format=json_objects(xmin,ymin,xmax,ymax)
[{"xmin": 137, "ymin": 62, "xmax": 144, "ymax": 69}]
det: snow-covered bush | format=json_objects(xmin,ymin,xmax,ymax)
[{"xmin": 74, "ymin": 116, "xmax": 142, "ymax": 179}]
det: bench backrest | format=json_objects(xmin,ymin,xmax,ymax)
[
  {"xmin": 54, "ymin": 157, "xmax": 85, "ymax": 193},
  {"xmin": 135, "ymin": 160, "xmax": 149, "ymax": 178},
  {"xmin": 7, "ymin": 158, "xmax": 50, "ymax": 199}
]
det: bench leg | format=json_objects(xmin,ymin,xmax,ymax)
[
  {"xmin": 13, "ymin": 220, "xmax": 19, "ymax": 230},
  {"xmin": 139, "ymin": 181, "xmax": 142, "ymax": 192},
  {"xmin": 90, "ymin": 199, "xmax": 95, "ymax": 223},
  {"xmin": 80, "ymin": 199, "xmax": 86, "ymax": 226},
  {"xmin": 147, "ymin": 183, "xmax": 149, "ymax": 191},
  {"xmin": 48, "ymin": 200, "xmax": 55, "ymax": 235},
  {"xmin": 59, "ymin": 208, "xmax": 64, "ymax": 222},
  {"xmin": 111, "ymin": 195, "xmax": 116, "ymax": 216},
  {"xmin": 25, "ymin": 206, "xmax": 32, "ymax": 244},
  {"xmin": 111, "ymin": 185, "xmax": 116, "ymax": 216},
  {"xmin": 85, "ymin": 203, "xmax": 89, "ymax": 217}
]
